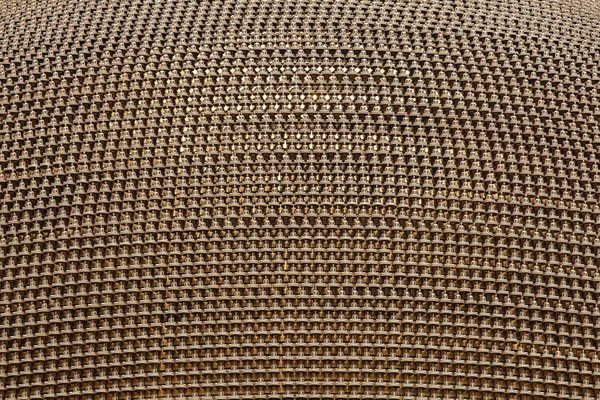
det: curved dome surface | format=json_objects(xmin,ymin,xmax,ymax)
[{"xmin": 1, "ymin": 0, "xmax": 600, "ymax": 399}]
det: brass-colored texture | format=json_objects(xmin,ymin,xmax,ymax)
[{"xmin": 1, "ymin": 0, "xmax": 600, "ymax": 398}]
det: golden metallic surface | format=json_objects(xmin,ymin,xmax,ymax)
[{"xmin": 1, "ymin": 0, "xmax": 600, "ymax": 398}]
